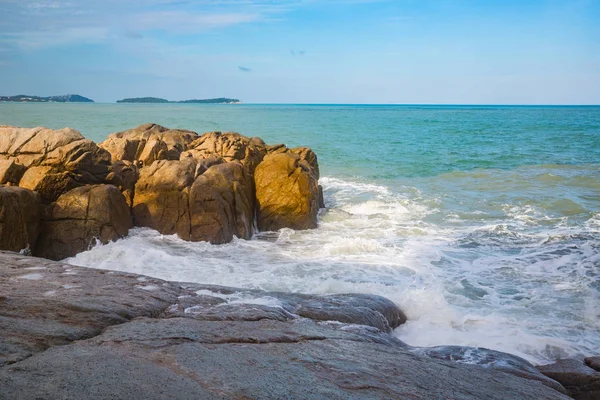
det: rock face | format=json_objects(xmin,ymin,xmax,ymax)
[
  {"xmin": 188, "ymin": 162, "xmax": 255, "ymax": 243},
  {"xmin": 0, "ymin": 126, "xmax": 111, "ymax": 203},
  {"xmin": 35, "ymin": 185, "xmax": 132, "ymax": 260},
  {"xmin": 133, "ymin": 158, "xmax": 199, "ymax": 238},
  {"xmin": 0, "ymin": 160, "xmax": 26, "ymax": 185},
  {"xmin": 133, "ymin": 159, "xmax": 254, "ymax": 243},
  {"xmin": 537, "ymin": 358, "xmax": 600, "ymax": 400},
  {"xmin": 107, "ymin": 160, "xmax": 139, "ymax": 207},
  {"xmin": 586, "ymin": 356, "xmax": 600, "ymax": 372},
  {"xmin": 0, "ymin": 123, "xmax": 325, "ymax": 253},
  {"xmin": 181, "ymin": 131, "xmax": 267, "ymax": 174},
  {"xmin": 0, "ymin": 186, "xmax": 41, "ymax": 252},
  {"xmin": 0, "ymin": 252, "xmax": 570, "ymax": 400},
  {"xmin": 255, "ymin": 152, "xmax": 320, "ymax": 231},
  {"xmin": 99, "ymin": 123, "xmax": 198, "ymax": 166}
]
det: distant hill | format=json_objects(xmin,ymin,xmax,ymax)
[
  {"xmin": 117, "ymin": 97, "xmax": 169, "ymax": 103},
  {"xmin": 116, "ymin": 97, "xmax": 241, "ymax": 104},
  {"xmin": 179, "ymin": 98, "xmax": 241, "ymax": 104},
  {"xmin": 0, "ymin": 94, "xmax": 94, "ymax": 103}
]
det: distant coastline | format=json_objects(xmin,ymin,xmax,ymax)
[
  {"xmin": 116, "ymin": 97, "xmax": 241, "ymax": 104},
  {"xmin": 0, "ymin": 94, "xmax": 94, "ymax": 103}
]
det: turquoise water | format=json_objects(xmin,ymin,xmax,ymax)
[{"xmin": 1, "ymin": 103, "xmax": 599, "ymax": 364}]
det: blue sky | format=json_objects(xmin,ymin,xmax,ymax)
[{"xmin": 0, "ymin": 0, "xmax": 599, "ymax": 104}]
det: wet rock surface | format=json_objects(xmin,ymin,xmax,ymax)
[
  {"xmin": 35, "ymin": 184, "xmax": 133, "ymax": 260},
  {"xmin": 537, "ymin": 358, "xmax": 600, "ymax": 400},
  {"xmin": 0, "ymin": 251, "xmax": 570, "ymax": 400}
]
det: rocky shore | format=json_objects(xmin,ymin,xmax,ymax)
[
  {"xmin": 0, "ymin": 123, "xmax": 322, "ymax": 259},
  {"xmin": 1, "ymin": 124, "xmax": 599, "ymax": 399},
  {"xmin": 0, "ymin": 251, "xmax": 583, "ymax": 399}
]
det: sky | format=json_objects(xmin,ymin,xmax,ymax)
[{"xmin": 0, "ymin": 0, "xmax": 599, "ymax": 104}]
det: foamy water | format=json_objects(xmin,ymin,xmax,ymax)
[{"xmin": 69, "ymin": 166, "xmax": 600, "ymax": 365}]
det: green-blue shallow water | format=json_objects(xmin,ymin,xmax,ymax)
[{"xmin": 1, "ymin": 103, "xmax": 599, "ymax": 364}]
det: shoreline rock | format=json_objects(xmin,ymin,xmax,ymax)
[
  {"xmin": 0, "ymin": 123, "xmax": 325, "ymax": 259},
  {"xmin": 0, "ymin": 251, "xmax": 571, "ymax": 399}
]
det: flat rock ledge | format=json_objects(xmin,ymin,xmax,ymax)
[{"xmin": 0, "ymin": 251, "xmax": 571, "ymax": 400}]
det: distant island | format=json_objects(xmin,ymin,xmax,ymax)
[
  {"xmin": 0, "ymin": 94, "xmax": 94, "ymax": 103},
  {"xmin": 117, "ymin": 97, "xmax": 241, "ymax": 104}
]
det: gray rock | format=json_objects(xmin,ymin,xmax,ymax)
[
  {"xmin": 585, "ymin": 356, "xmax": 600, "ymax": 372},
  {"xmin": 0, "ymin": 252, "xmax": 570, "ymax": 400},
  {"xmin": 537, "ymin": 358, "xmax": 600, "ymax": 400}
]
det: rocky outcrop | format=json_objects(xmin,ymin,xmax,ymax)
[
  {"xmin": 35, "ymin": 185, "xmax": 132, "ymax": 260},
  {"xmin": 0, "ymin": 160, "xmax": 26, "ymax": 185},
  {"xmin": 0, "ymin": 126, "xmax": 111, "ymax": 203},
  {"xmin": 99, "ymin": 123, "xmax": 198, "ymax": 166},
  {"xmin": 0, "ymin": 186, "xmax": 41, "ymax": 252},
  {"xmin": 181, "ymin": 131, "xmax": 267, "ymax": 174},
  {"xmin": 132, "ymin": 158, "xmax": 199, "ymax": 238},
  {"xmin": 0, "ymin": 252, "xmax": 570, "ymax": 400},
  {"xmin": 255, "ymin": 152, "xmax": 320, "ymax": 231},
  {"xmin": 133, "ymin": 159, "xmax": 254, "ymax": 244},
  {"xmin": 107, "ymin": 160, "xmax": 139, "ymax": 207},
  {"xmin": 538, "ymin": 358, "xmax": 600, "ymax": 400},
  {"xmin": 188, "ymin": 161, "xmax": 255, "ymax": 243},
  {"xmin": 0, "ymin": 123, "xmax": 325, "ymax": 255}
]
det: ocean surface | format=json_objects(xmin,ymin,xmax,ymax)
[{"xmin": 2, "ymin": 103, "xmax": 599, "ymax": 365}]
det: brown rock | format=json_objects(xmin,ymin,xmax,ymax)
[
  {"xmin": 0, "ymin": 126, "xmax": 84, "ymax": 167},
  {"xmin": 182, "ymin": 131, "xmax": 267, "ymax": 174},
  {"xmin": 255, "ymin": 152, "xmax": 320, "ymax": 231},
  {"xmin": 99, "ymin": 123, "xmax": 198, "ymax": 166},
  {"xmin": 19, "ymin": 166, "xmax": 79, "ymax": 203},
  {"xmin": 107, "ymin": 161, "xmax": 140, "ymax": 207},
  {"xmin": 0, "ymin": 186, "xmax": 41, "ymax": 252},
  {"xmin": 0, "ymin": 160, "xmax": 26, "ymax": 185},
  {"xmin": 0, "ymin": 126, "xmax": 111, "ymax": 202},
  {"xmin": 35, "ymin": 185, "xmax": 132, "ymax": 260},
  {"xmin": 189, "ymin": 162, "xmax": 255, "ymax": 243},
  {"xmin": 537, "ymin": 358, "xmax": 600, "ymax": 400},
  {"xmin": 132, "ymin": 159, "xmax": 198, "ymax": 237},
  {"xmin": 133, "ymin": 159, "xmax": 254, "ymax": 243},
  {"xmin": 289, "ymin": 146, "xmax": 320, "ymax": 179}
]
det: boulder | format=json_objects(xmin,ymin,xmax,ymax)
[
  {"xmin": 0, "ymin": 126, "xmax": 84, "ymax": 167},
  {"xmin": 35, "ymin": 185, "xmax": 132, "ymax": 260},
  {"xmin": 19, "ymin": 166, "xmax": 79, "ymax": 204},
  {"xmin": 133, "ymin": 159, "xmax": 254, "ymax": 244},
  {"xmin": 182, "ymin": 131, "xmax": 267, "ymax": 174},
  {"xmin": 132, "ymin": 159, "xmax": 198, "ymax": 238},
  {"xmin": 537, "ymin": 358, "xmax": 600, "ymax": 400},
  {"xmin": 0, "ymin": 186, "xmax": 41, "ymax": 252},
  {"xmin": 255, "ymin": 152, "xmax": 320, "ymax": 231},
  {"xmin": 289, "ymin": 146, "xmax": 320, "ymax": 179},
  {"xmin": 107, "ymin": 160, "xmax": 140, "ymax": 207},
  {"xmin": 188, "ymin": 162, "xmax": 255, "ymax": 243},
  {"xmin": 0, "ymin": 126, "xmax": 111, "ymax": 202},
  {"xmin": 0, "ymin": 160, "xmax": 26, "ymax": 185},
  {"xmin": 99, "ymin": 123, "xmax": 198, "ymax": 166}
]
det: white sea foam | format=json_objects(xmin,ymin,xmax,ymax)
[{"xmin": 67, "ymin": 173, "xmax": 600, "ymax": 365}]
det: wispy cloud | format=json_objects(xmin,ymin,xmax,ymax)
[{"xmin": 238, "ymin": 66, "xmax": 252, "ymax": 72}]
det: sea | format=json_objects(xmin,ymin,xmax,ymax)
[{"xmin": 1, "ymin": 102, "xmax": 599, "ymax": 365}]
